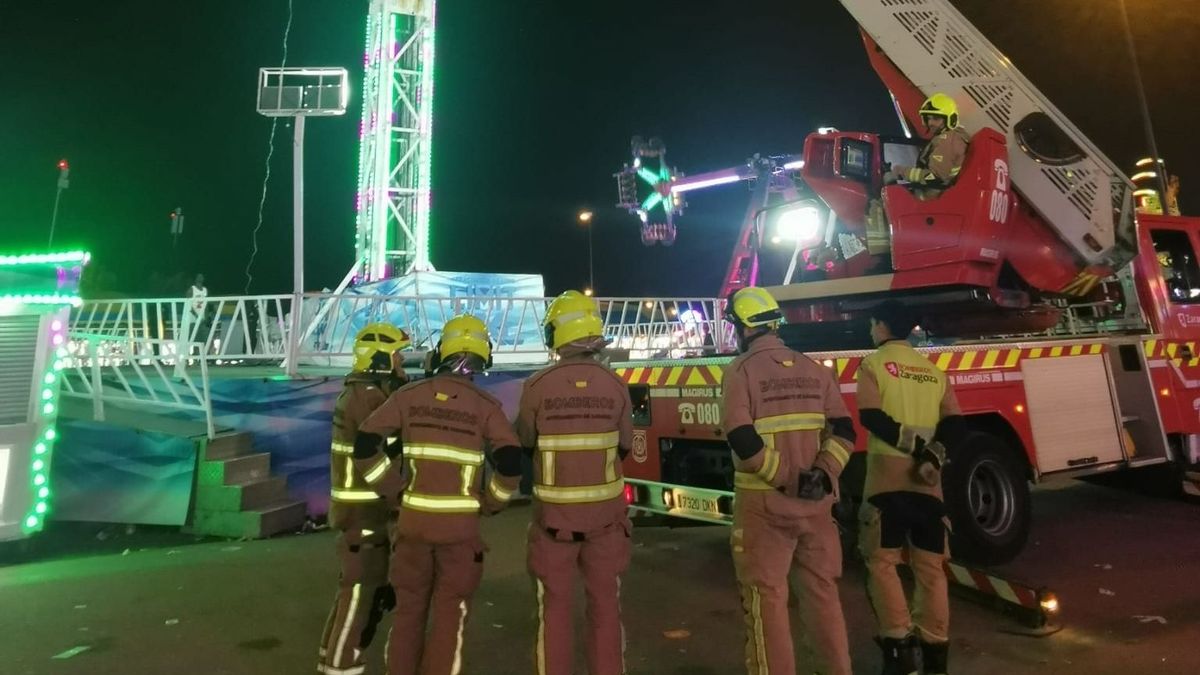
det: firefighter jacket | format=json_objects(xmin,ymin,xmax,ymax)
[
  {"xmin": 721, "ymin": 333, "xmax": 856, "ymax": 514},
  {"xmin": 328, "ymin": 371, "xmax": 406, "ymax": 532},
  {"xmin": 856, "ymin": 340, "xmax": 963, "ymax": 500},
  {"xmin": 516, "ymin": 354, "xmax": 634, "ymax": 535},
  {"xmin": 894, "ymin": 127, "xmax": 970, "ymax": 187},
  {"xmin": 353, "ymin": 373, "xmax": 523, "ymax": 545}
]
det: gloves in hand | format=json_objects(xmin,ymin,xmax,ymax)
[
  {"xmin": 797, "ymin": 468, "xmax": 833, "ymax": 501},
  {"xmin": 912, "ymin": 440, "xmax": 947, "ymax": 487}
]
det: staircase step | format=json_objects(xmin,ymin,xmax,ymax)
[
  {"xmin": 192, "ymin": 500, "xmax": 308, "ymax": 539},
  {"xmin": 197, "ymin": 453, "xmax": 272, "ymax": 487},
  {"xmin": 203, "ymin": 431, "xmax": 256, "ymax": 460},
  {"xmin": 195, "ymin": 476, "xmax": 289, "ymax": 511}
]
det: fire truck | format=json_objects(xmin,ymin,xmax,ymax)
[{"xmin": 612, "ymin": 0, "xmax": 1199, "ymax": 566}]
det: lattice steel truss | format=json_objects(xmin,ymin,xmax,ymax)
[{"xmin": 355, "ymin": 0, "xmax": 437, "ymax": 281}]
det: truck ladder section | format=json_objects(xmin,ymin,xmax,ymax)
[
  {"xmin": 625, "ymin": 478, "xmax": 1059, "ymax": 629},
  {"xmin": 838, "ymin": 0, "xmax": 1137, "ymax": 271}
]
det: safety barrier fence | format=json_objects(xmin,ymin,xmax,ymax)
[
  {"xmin": 59, "ymin": 333, "xmax": 215, "ymax": 439},
  {"xmin": 68, "ymin": 293, "xmax": 736, "ymax": 373}
]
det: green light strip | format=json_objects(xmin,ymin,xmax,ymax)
[
  {"xmin": 22, "ymin": 316, "xmax": 66, "ymax": 534},
  {"xmin": 0, "ymin": 251, "xmax": 89, "ymax": 266},
  {"xmin": 414, "ymin": 1, "xmax": 437, "ymax": 270},
  {"xmin": 0, "ymin": 294, "xmax": 83, "ymax": 306}
]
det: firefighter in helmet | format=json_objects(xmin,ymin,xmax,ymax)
[
  {"xmin": 885, "ymin": 93, "xmax": 970, "ymax": 189},
  {"xmin": 517, "ymin": 290, "xmax": 635, "ymax": 675},
  {"xmin": 856, "ymin": 301, "xmax": 967, "ymax": 675},
  {"xmin": 868, "ymin": 93, "xmax": 971, "ymax": 256},
  {"xmin": 721, "ymin": 287, "xmax": 856, "ymax": 675},
  {"xmin": 319, "ymin": 322, "xmax": 410, "ymax": 675},
  {"xmin": 351, "ymin": 315, "xmax": 524, "ymax": 675}
]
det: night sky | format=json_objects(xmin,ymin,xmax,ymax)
[{"xmin": 2, "ymin": 0, "xmax": 1198, "ymax": 299}]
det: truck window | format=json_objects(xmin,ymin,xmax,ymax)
[
  {"xmin": 839, "ymin": 138, "xmax": 872, "ymax": 181},
  {"xmin": 629, "ymin": 385, "xmax": 651, "ymax": 426},
  {"xmin": 1150, "ymin": 229, "xmax": 1200, "ymax": 303}
]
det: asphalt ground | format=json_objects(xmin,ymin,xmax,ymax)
[{"xmin": 1, "ymin": 479, "xmax": 1197, "ymax": 674}]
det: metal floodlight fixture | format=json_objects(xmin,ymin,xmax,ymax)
[
  {"xmin": 257, "ymin": 67, "xmax": 350, "ymax": 117},
  {"xmin": 774, "ymin": 203, "xmax": 824, "ymax": 245}
]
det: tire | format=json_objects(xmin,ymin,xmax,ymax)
[{"xmin": 942, "ymin": 432, "xmax": 1031, "ymax": 566}]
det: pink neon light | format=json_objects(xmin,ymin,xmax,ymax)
[
  {"xmin": 51, "ymin": 320, "xmax": 62, "ymax": 331},
  {"xmin": 52, "ymin": 334, "xmax": 64, "ymax": 346}
]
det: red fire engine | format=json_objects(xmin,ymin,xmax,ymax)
[{"xmin": 612, "ymin": 0, "xmax": 1198, "ymax": 565}]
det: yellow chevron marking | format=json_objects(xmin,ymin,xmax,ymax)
[
  {"xmin": 630, "ymin": 367, "xmax": 644, "ymax": 383},
  {"xmin": 1144, "ymin": 340, "xmax": 1157, "ymax": 357},
  {"xmin": 935, "ymin": 353, "xmax": 953, "ymax": 371},
  {"xmin": 1069, "ymin": 345, "xmax": 1084, "ymax": 356},
  {"xmin": 685, "ymin": 368, "xmax": 707, "ymax": 386},
  {"xmin": 665, "ymin": 367, "xmax": 683, "ymax": 386},
  {"xmin": 615, "ymin": 368, "xmax": 629, "ymax": 381},
  {"xmin": 1050, "ymin": 346, "xmax": 1063, "ymax": 357},
  {"xmin": 708, "ymin": 365, "xmax": 724, "ymax": 383},
  {"xmin": 957, "ymin": 351, "xmax": 977, "ymax": 370},
  {"xmin": 649, "ymin": 367, "xmax": 664, "ymax": 385},
  {"xmin": 1004, "ymin": 350, "xmax": 1020, "ymax": 367},
  {"xmin": 1089, "ymin": 344, "xmax": 1102, "ymax": 355},
  {"xmin": 1030, "ymin": 348, "xmax": 1043, "ymax": 359},
  {"xmin": 981, "ymin": 350, "xmax": 1000, "ymax": 368},
  {"xmin": 1167, "ymin": 343, "xmax": 1179, "ymax": 358}
]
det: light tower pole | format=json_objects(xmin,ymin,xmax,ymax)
[{"xmin": 48, "ymin": 159, "xmax": 69, "ymax": 248}]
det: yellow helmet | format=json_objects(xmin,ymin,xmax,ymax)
[
  {"xmin": 438, "ymin": 314, "xmax": 492, "ymax": 364},
  {"xmin": 724, "ymin": 287, "xmax": 782, "ymax": 329},
  {"xmin": 544, "ymin": 290, "xmax": 604, "ymax": 350},
  {"xmin": 919, "ymin": 92, "xmax": 959, "ymax": 129},
  {"xmin": 353, "ymin": 322, "xmax": 411, "ymax": 372}
]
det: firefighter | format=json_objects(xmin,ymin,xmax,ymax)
[
  {"xmin": 517, "ymin": 290, "xmax": 634, "ymax": 675},
  {"xmin": 352, "ymin": 314, "xmax": 524, "ymax": 675},
  {"xmin": 319, "ymin": 322, "xmax": 410, "ymax": 675},
  {"xmin": 885, "ymin": 93, "xmax": 970, "ymax": 190},
  {"xmin": 868, "ymin": 92, "xmax": 970, "ymax": 256},
  {"xmin": 855, "ymin": 301, "xmax": 967, "ymax": 675},
  {"xmin": 721, "ymin": 287, "xmax": 856, "ymax": 675}
]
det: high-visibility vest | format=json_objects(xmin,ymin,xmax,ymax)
[
  {"xmin": 733, "ymin": 412, "xmax": 828, "ymax": 491},
  {"xmin": 398, "ymin": 443, "xmax": 486, "ymax": 514}
]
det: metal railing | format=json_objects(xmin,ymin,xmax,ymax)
[
  {"xmin": 60, "ymin": 333, "xmax": 215, "ymax": 439},
  {"xmin": 68, "ymin": 293, "xmax": 735, "ymax": 371}
]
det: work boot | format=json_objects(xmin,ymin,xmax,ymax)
[
  {"xmin": 876, "ymin": 635, "xmax": 922, "ymax": 675},
  {"xmin": 922, "ymin": 640, "xmax": 949, "ymax": 675}
]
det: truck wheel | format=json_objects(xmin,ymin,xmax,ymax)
[{"xmin": 943, "ymin": 433, "xmax": 1031, "ymax": 566}]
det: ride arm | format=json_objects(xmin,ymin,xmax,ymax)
[{"xmin": 722, "ymin": 365, "xmax": 789, "ymax": 488}]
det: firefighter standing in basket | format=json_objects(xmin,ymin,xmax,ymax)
[
  {"xmin": 352, "ymin": 315, "xmax": 524, "ymax": 675},
  {"xmin": 720, "ymin": 287, "xmax": 856, "ymax": 675},
  {"xmin": 856, "ymin": 301, "xmax": 967, "ymax": 675},
  {"xmin": 517, "ymin": 290, "xmax": 635, "ymax": 675},
  {"xmin": 319, "ymin": 323, "xmax": 410, "ymax": 675}
]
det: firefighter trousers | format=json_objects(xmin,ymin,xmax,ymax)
[
  {"xmin": 386, "ymin": 534, "xmax": 486, "ymax": 675},
  {"xmin": 858, "ymin": 492, "xmax": 950, "ymax": 643},
  {"xmin": 528, "ymin": 519, "xmax": 632, "ymax": 675},
  {"xmin": 731, "ymin": 499, "xmax": 851, "ymax": 675},
  {"xmin": 319, "ymin": 528, "xmax": 394, "ymax": 675}
]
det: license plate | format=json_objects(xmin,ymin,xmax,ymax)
[{"xmin": 669, "ymin": 488, "xmax": 721, "ymax": 517}]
